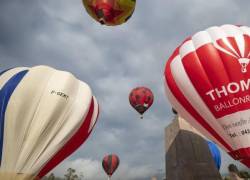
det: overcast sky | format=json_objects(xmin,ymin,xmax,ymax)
[{"xmin": 1, "ymin": 0, "xmax": 250, "ymax": 179}]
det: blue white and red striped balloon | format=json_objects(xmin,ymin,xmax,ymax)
[
  {"xmin": 0, "ymin": 66, "xmax": 99, "ymax": 179},
  {"xmin": 164, "ymin": 25, "xmax": 250, "ymax": 167}
]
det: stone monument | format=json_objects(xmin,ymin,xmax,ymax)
[{"xmin": 165, "ymin": 115, "xmax": 222, "ymax": 180}]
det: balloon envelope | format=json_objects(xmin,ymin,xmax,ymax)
[
  {"xmin": 102, "ymin": 154, "xmax": 119, "ymax": 177},
  {"xmin": 0, "ymin": 66, "xmax": 99, "ymax": 179},
  {"xmin": 129, "ymin": 87, "xmax": 154, "ymax": 117},
  {"xmin": 164, "ymin": 24, "xmax": 250, "ymax": 167},
  {"xmin": 82, "ymin": 0, "xmax": 136, "ymax": 26},
  {"xmin": 207, "ymin": 141, "xmax": 221, "ymax": 170}
]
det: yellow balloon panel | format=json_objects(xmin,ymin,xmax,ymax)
[{"xmin": 82, "ymin": 0, "xmax": 136, "ymax": 26}]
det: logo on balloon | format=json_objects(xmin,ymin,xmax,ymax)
[
  {"xmin": 51, "ymin": 90, "xmax": 69, "ymax": 100},
  {"xmin": 214, "ymin": 36, "xmax": 250, "ymax": 73}
]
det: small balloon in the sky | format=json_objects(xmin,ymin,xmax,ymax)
[
  {"xmin": 129, "ymin": 87, "xmax": 154, "ymax": 119},
  {"xmin": 102, "ymin": 154, "xmax": 119, "ymax": 180},
  {"xmin": 82, "ymin": 0, "xmax": 136, "ymax": 26}
]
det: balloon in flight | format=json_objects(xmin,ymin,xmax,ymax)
[
  {"xmin": 164, "ymin": 24, "xmax": 250, "ymax": 167},
  {"xmin": 0, "ymin": 66, "xmax": 99, "ymax": 179},
  {"xmin": 129, "ymin": 87, "xmax": 154, "ymax": 118},
  {"xmin": 82, "ymin": 0, "xmax": 136, "ymax": 26},
  {"xmin": 102, "ymin": 154, "xmax": 119, "ymax": 179}
]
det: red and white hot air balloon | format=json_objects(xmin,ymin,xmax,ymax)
[{"xmin": 164, "ymin": 24, "xmax": 250, "ymax": 167}]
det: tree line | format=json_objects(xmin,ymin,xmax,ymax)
[{"xmin": 42, "ymin": 168, "xmax": 84, "ymax": 180}]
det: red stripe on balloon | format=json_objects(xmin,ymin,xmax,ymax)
[
  {"xmin": 228, "ymin": 37, "xmax": 242, "ymax": 57},
  {"xmin": 37, "ymin": 98, "xmax": 96, "ymax": 178},
  {"xmin": 229, "ymin": 147, "xmax": 250, "ymax": 160},
  {"xmin": 244, "ymin": 35, "xmax": 250, "ymax": 57},
  {"xmin": 110, "ymin": 155, "xmax": 115, "ymax": 175},
  {"xmin": 111, "ymin": 155, "xmax": 119, "ymax": 175}
]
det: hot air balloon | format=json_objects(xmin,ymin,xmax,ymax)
[
  {"xmin": 102, "ymin": 154, "xmax": 119, "ymax": 180},
  {"xmin": 207, "ymin": 141, "xmax": 221, "ymax": 170},
  {"xmin": 82, "ymin": 0, "xmax": 136, "ymax": 26},
  {"xmin": 164, "ymin": 24, "xmax": 250, "ymax": 167},
  {"xmin": 0, "ymin": 66, "xmax": 99, "ymax": 180},
  {"xmin": 129, "ymin": 87, "xmax": 154, "ymax": 119}
]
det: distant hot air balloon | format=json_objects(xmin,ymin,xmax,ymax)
[
  {"xmin": 0, "ymin": 66, "xmax": 99, "ymax": 180},
  {"xmin": 129, "ymin": 87, "xmax": 154, "ymax": 119},
  {"xmin": 82, "ymin": 0, "xmax": 136, "ymax": 26},
  {"xmin": 207, "ymin": 141, "xmax": 221, "ymax": 170},
  {"xmin": 102, "ymin": 154, "xmax": 119, "ymax": 180},
  {"xmin": 164, "ymin": 24, "xmax": 250, "ymax": 167}
]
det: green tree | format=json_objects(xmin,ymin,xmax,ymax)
[
  {"xmin": 41, "ymin": 174, "xmax": 64, "ymax": 180},
  {"xmin": 239, "ymin": 170, "xmax": 250, "ymax": 178},
  {"xmin": 64, "ymin": 168, "xmax": 79, "ymax": 180},
  {"xmin": 228, "ymin": 164, "xmax": 239, "ymax": 173}
]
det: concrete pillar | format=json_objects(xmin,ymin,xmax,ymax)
[{"xmin": 165, "ymin": 116, "xmax": 222, "ymax": 180}]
